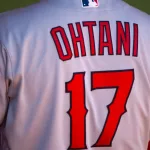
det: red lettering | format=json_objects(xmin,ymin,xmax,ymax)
[
  {"xmin": 99, "ymin": 21, "xmax": 113, "ymax": 55},
  {"xmin": 68, "ymin": 23, "xmax": 86, "ymax": 57},
  {"xmin": 83, "ymin": 21, "xmax": 97, "ymax": 56},
  {"xmin": 50, "ymin": 26, "xmax": 72, "ymax": 61},
  {"xmin": 116, "ymin": 22, "xmax": 130, "ymax": 56},
  {"xmin": 133, "ymin": 23, "xmax": 138, "ymax": 57}
]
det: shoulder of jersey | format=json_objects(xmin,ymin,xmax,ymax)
[
  {"xmin": 123, "ymin": 2, "xmax": 150, "ymax": 25},
  {"xmin": 0, "ymin": 1, "xmax": 50, "ymax": 31}
]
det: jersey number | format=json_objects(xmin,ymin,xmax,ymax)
[{"xmin": 66, "ymin": 69, "xmax": 134, "ymax": 149}]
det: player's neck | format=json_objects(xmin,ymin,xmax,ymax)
[{"xmin": 47, "ymin": 0, "xmax": 125, "ymax": 10}]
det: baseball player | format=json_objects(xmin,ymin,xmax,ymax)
[{"xmin": 0, "ymin": 0, "xmax": 150, "ymax": 150}]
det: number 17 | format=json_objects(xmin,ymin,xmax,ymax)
[{"xmin": 66, "ymin": 69, "xmax": 134, "ymax": 149}]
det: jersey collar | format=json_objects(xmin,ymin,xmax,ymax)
[{"xmin": 47, "ymin": 0, "xmax": 125, "ymax": 10}]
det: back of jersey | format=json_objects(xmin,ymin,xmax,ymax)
[{"xmin": 0, "ymin": 0, "xmax": 150, "ymax": 150}]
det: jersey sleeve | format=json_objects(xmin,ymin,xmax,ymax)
[{"xmin": 0, "ymin": 41, "xmax": 11, "ymax": 125}]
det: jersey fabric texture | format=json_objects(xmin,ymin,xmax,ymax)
[{"xmin": 0, "ymin": 0, "xmax": 150, "ymax": 150}]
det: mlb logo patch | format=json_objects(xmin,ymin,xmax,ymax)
[{"xmin": 81, "ymin": 0, "xmax": 99, "ymax": 8}]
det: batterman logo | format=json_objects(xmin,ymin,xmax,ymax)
[{"xmin": 81, "ymin": 0, "xmax": 99, "ymax": 8}]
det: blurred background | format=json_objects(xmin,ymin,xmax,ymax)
[{"xmin": 0, "ymin": 0, "xmax": 150, "ymax": 14}]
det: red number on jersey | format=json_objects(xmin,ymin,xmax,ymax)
[
  {"xmin": 66, "ymin": 70, "xmax": 134, "ymax": 149},
  {"xmin": 66, "ymin": 73, "xmax": 88, "ymax": 149}
]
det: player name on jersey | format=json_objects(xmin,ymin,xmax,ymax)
[{"xmin": 50, "ymin": 21, "xmax": 138, "ymax": 61}]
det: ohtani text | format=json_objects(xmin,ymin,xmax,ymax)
[{"xmin": 50, "ymin": 21, "xmax": 138, "ymax": 61}]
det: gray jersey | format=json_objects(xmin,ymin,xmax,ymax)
[{"xmin": 0, "ymin": 0, "xmax": 150, "ymax": 150}]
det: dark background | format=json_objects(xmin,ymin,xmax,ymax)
[{"xmin": 0, "ymin": 0, "xmax": 150, "ymax": 14}]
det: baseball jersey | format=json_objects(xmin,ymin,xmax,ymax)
[{"xmin": 0, "ymin": 0, "xmax": 150, "ymax": 150}]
